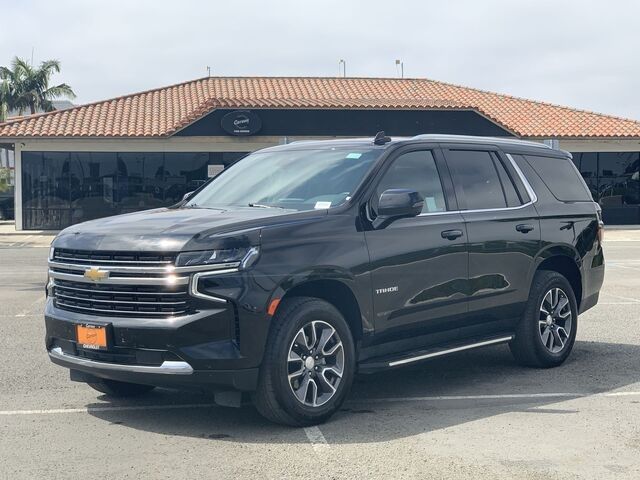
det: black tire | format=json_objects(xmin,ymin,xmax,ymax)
[
  {"xmin": 510, "ymin": 270, "xmax": 578, "ymax": 368},
  {"xmin": 87, "ymin": 378, "xmax": 155, "ymax": 397},
  {"xmin": 254, "ymin": 297, "xmax": 356, "ymax": 427}
]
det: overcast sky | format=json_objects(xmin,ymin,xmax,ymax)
[{"xmin": 1, "ymin": 0, "xmax": 639, "ymax": 120}]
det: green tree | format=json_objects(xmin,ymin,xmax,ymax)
[
  {"xmin": 0, "ymin": 167, "xmax": 11, "ymax": 193},
  {"xmin": 0, "ymin": 57, "xmax": 76, "ymax": 117},
  {"xmin": 0, "ymin": 79, "xmax": 10, "ymax": 122}
]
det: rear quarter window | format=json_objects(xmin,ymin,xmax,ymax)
[{"xmin": 525, "ymin": 155, "xmax": 593, "ymax": 202}]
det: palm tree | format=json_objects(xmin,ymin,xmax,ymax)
[
  {"xmin": 0, "ymin": 57, "xmax": 76, "ymax": 116},
  {"xmin": 0, "ymin": 79, "xmax": 10, "ymax": 122}
]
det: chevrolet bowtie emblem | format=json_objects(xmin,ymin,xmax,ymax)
[{"xmin": 84, "ymin": 267, "xmax": 109, "ymax": 282}]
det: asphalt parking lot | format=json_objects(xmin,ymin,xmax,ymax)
[{"xmin": 1, "ymin": 237, "xmax": 639, "ymax": 479}]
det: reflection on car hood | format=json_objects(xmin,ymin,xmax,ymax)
[{"xmin": 52, "ymin": 206, "xmax": 324, "ymax": 252}]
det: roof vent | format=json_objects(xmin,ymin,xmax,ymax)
[{"xmin": 373, "ymin": 131, "xmax": 392, "ymax": 145}]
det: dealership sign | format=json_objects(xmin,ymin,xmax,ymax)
[{"xmin": 221, "ymin": 110, "xmax": 262, "ymax": 136}]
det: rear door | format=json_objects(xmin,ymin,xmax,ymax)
[
  {"xmin": 442, "ymin": 145, "xmax": 540, "ymax": 335},
  {"xmin": 364, "ymin": 146, "xmax": 468, "ymax": 350}
]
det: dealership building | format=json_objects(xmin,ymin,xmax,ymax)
[{"xmin": 0, "ymin": 76, "xmax": 638, "ymax": 230}]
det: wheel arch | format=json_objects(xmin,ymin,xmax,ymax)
[
  {"xmin": 534, "ymin": 246, "xmax": 583, "ymax": 308},
  {"xmin": 273, "ymin": 278, "xmax": 365, "ymax": 343}
]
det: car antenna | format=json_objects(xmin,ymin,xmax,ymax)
[{"xmin": 373, "ymin": 131, "xmax": 392, "ymax": 145}]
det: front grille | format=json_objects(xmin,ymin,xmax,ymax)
[
  {"xmin": 50, "ymin": 248, "xmax": 191, "ymax": 318},
  {"xmin": 52, "ymin": 279, "xmax": 191, "ymax": 317},
  {"xmin": 53, "ymin": 248, "xmax": 177, "ymax": 267}
]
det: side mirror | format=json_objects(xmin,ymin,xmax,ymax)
[
  {"xmin": 182, "ymin": 191, "xmax": 195, "ymax": 202},
  {"xmin": 374, "ymin": 189, "xmax": 423, "ymax": 228}
]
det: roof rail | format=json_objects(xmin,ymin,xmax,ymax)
[{"xmin": 411, "ymin": 134, "xmax": 552, "ymax": 149}]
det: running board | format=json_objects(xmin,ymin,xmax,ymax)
[{"xmin": 358, "ymin": 335, "xmax": 514, "ymax": 373}]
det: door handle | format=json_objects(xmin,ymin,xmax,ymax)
[
  {"xmin": 441, "ymin": 229, "xmax": 463, "ymax": 240},
  {"xmin": 516, "ymin": 224, "xmax": 535, "ymax": 233}
]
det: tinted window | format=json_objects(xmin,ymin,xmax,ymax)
[
  {"xmin": 493, "ymin": 156, "xmax": 521, "ymax": 207},
  {"xmin": 446, "ymin": 150, "xmax": 506, "ymax": 209},
  {"xmin": 374, "ymin": 150, "xmax": 446, "ymax": 214},
  {"xmin": 525, "ymin": 155, "xmax": 593, "ymax": 202}
]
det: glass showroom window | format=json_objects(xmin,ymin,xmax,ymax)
[
  {"xmin": 21, "ymin": 151, "xmax": 250, "ymax": 229},
  {"xmin": 597, "ymin": 152, "xmax": 639, "ymax": 207}
]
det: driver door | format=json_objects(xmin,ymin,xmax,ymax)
[{"xmin": 363, "ymin": 147, "xmax": 469, "ymax": 351}]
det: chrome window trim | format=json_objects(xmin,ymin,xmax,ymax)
[
  {"xmin": 48, "ymin": 270, "xmax": 190, "ymax": 286},
  {"xmin": 505, "ymin": 153, "xmax": 538, "ymax": 203},
  {"xmin": 417, "ymin": 152, "xmax": 538, "ymax": 217},
  {"xmin": 189, "ymin": 269, "xmax": 239, "ymax": 303},
  {"xmin": 48, "ymin": 347, "xmax": 194, "ymax": 375}
]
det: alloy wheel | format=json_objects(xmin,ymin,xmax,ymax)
[
  {"xmin": 538, "ymin": 288, "xmax": 573, "ymax": 353},
  {"xmin": 287, "ymin": 320, "xmax": 345, "ymax": 407}
]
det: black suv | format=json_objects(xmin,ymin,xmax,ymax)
[{"xmin": 45, "ymin": 134, "xmax": 605, "ymax": 426}]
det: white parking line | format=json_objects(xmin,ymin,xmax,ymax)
[
  {"xmin": 607, "ymin": 264, "xmax": 640, "ymax": 272},
  {"xmin": 601, "ymin": 292, "xmax": 640, "ymax": 303},
  {"xmin": 304, "ymin": 426, "xmax": 330, "ymax": 453},
  {"xmin": 0, "ymin": 403, "xmax": 218, "ymax": 416},
  {"xmin": 3, "ymin": 391, "xmax": 639, "ymax": 417},
  {"xmin": 15, "ymin": 295, "xmax": 46, "ymax": 317},
  {"xmin": 598, "ymin": 302, "xmax": 638, "ymax": 305},
  {"xmin": 351, "ymin": 391, "xmax": 640, "ymax": 403}
]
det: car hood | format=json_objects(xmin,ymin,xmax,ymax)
[{"xmin": 52, "ymin": 206, "xmax": 326, "ymax": 252}]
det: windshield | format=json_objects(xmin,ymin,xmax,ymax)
[{"xmin": 185, "ymin": 147, "xmax": 383, "ymax": 211}]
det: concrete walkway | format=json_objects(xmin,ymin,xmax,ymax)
[
  {"xmin": 0, "ymin": 221, "xmax": 57, "ymax": 247},
  {"xmin": 0, "ymin": 221, "xmax": 58, "ymax": 236}
]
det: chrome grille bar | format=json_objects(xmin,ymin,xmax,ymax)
[
  {"xmin": 54, "ymin": 292, "xmax": 187, "ymax": 306},
  {"xmin": 48, "ymin": 270, "xmax": 190, "ymax": 286},
  {"xmin": 54, "ymin": 255, "xmax": 173, "ymax": 265},
  {"xmin": 54, "ymin": 300, "xmax": 189, "ymax": 316},
  {"xmin": 48, "ymin": 260, "xmax": 240, "ymax": 274},
  {"xmin": 50, "ymin": 283, "xmax": 187, "ymax": 296}
]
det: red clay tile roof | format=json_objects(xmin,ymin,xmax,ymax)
[{"xmin": 1, "ymin": 76, "xmax": 639, "ymax": 139}]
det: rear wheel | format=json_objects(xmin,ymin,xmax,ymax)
[
  {"xmin": 87, "ymin": 378, "xmax": 155, "ymax": 397},
  {"xmin": 254, "ymin": 297, "xmax": 355, "ymax": 427},
  {"xmin": 510, "ymin": 270, "xmax": 578, "ymax": 368}
]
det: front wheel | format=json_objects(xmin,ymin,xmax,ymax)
[
  {"xmin": 254, "ymin": 297, "xmax": 356, "ymax": 427},
  {"xmin": 510, "ymin": 270, "xmax": 578, "ymax": 368}
]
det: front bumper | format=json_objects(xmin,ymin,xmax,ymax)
[
  {"xmin": 47, "ymin": 345, "xmax": 259, "ymax": 391},
  {"xmin": 49, "ymin": 346, "xmax": 194, "ymax": 375},
  {"xmin": 45, "ymin": 270, "xmax": 273, "ymax": 392}
]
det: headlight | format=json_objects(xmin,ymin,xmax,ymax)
[
  {"xmin": 175, "ymin": 247, "xmax": 259, "ymax": 268},
  {"xmin": 49, "ymin": 246, "xmax": 55, "ymax": 261}
]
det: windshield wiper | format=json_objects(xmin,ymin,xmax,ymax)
[{"xmin": 248, "ymin": 203, "xmax": 286, "ymax": 210}]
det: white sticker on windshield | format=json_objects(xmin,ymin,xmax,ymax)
[
  {"xmin": 346, "ymin": 152, "xmax": 362, "ymax": 159},
  {"xmin": 314, "ymin": 201, "xmax": 332, "ymax": 209},
  {"xmin": 425, "ymin": 197, "xmax": 438, "ymax": 212}
]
